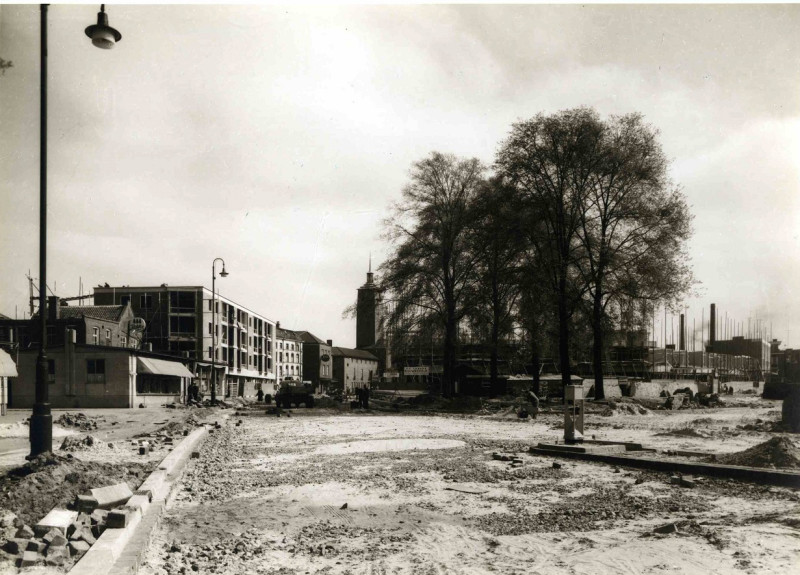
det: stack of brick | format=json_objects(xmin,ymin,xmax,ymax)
[
  {"xmin": 1, "ymin": 482, "xmax": 139, "ymax": 569},
  {"xmin": 1, "ymin": 509, "xmax": 79, "ymax": 568}
]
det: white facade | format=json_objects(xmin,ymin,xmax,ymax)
[
  {"xmin": 276, "ymin": 326, "xmax": 303, "ymax": 384},
  {"xmin": 204, "ymin": 288, "xmax": 277, "ymax": 397}
]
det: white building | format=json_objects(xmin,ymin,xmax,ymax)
[{"xmin": 275, "ymin": 323, "xmax": 303, "ymax": 385}]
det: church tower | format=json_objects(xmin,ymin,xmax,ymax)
[
  {"xmin": 356, "ymin": 257, "xmax": 381, "ymax": 349},
  {"xmin": 356, "ymin": 257, "xmax": 391, "ymax": 374}
]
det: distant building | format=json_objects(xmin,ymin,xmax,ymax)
[
  {"xmin": 355, "ymin": 265, "xmax": 390, "ymax": 376},
  {"xmin": 710, "ymin": 336, "xmax": 771, "ymax": 375},
  {"xmin": 332, "ymin": 347, "xmax": 378, "ymax": 395},
  {"xmin": 10, "ymin": 328, "xmax": 193, "ymax": 409},
  {"xmin": 296, "ymin": 331, "xmax": 333, "ymax": 393},
  {"xmin": 275, "ymin": 323, "xmax": 303, "ymax": 385},
  {"xmin": 93, "ymin": 285, "xmax": 275, "ymax": 399},
  {"xmin": 0, "ymin": 296, "xmax": 142, "ymax": 353}
]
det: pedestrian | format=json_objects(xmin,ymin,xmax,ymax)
[
  {"xmin": 257, "ymin": 387, "xmax": 264, "ymax": 403},
  {"xmin": 363, "ymin": 385, "xmax": 370, "ymax": 410}
]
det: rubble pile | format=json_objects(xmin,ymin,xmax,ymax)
[
  {"xmin": 54, "ymin": 413, "xmax": 101, "ymax": 432},
  {"xmin": 477, "ymin": 484, "xmax": 710, "ymax": 535},
  {"xmin": 59, "ymin": 435, "xmax": 114, "ymax": 453},
  {"xmin": 713, "ymin": 436, "xmax": 800, "ymax": 469},
  {"xmin": 601, "ymin": 400, "xmax": 651, "ymax": 417}
]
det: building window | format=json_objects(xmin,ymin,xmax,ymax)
[
  {"xmin": 170, "ymin": 316, "xmax": 196, "ymax": 335},
  {"xmin": 48, "ymin": 359, "xmax": 55, "ymax": 383},
  {"xmin": 105, "ymin": 329, "xmax": 111, "ymax": 342},
  {"xmin": 121, "ymin": 295, "xmax": 130, "ymax": 305},
  {"xmin": 121, "ymin": 336, "xmax": 127, "ymax": 347},
  {"xmin": 141, "ymin": 294, "xmax": 153, "ymax": 308},
  {"xmin": 92, "ymin": 327, "xmax": 99, "ymax": 345},
  {"xmin": 208, "ymin": 322, "xmax": 213, "ymax": 335},
  {"xmin": 87, "ymin": 359, "xmax": 106, "ymax": 383}
]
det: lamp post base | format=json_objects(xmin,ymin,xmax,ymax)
[{"xmin": 29, "ymin": 404, "xmax": 53, "ymax": 459}]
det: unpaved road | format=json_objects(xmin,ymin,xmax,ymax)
[{"xmin": 140, "ymin": 405, "xmax": 800, "ymax": 575}]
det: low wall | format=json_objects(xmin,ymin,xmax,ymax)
[
  {"xmin": 726, "ymin": 380, "xmax": 760, "ymax": 393},
  {"xmin": 630, "ymin": 379, "xmax": 712, "ymax": 398},
  {"xmin": 582, "ymin": 379, "xmax": 622, "ymax": 399},
  {"xmin": 136, "ymin": 394, "xmax": 182, "ymax": 407}
]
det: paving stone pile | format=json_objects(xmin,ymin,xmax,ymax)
[
  {"xmin": 54, "ymin": 413, "xmax": 102, "ymax": 431},
  {"xmin": 0, "ymin": 506, "xmax": 113, "ymax": 569},
  {"xmin": 60, "ymin": 434, "xmax": 116, "ymax": 452}
]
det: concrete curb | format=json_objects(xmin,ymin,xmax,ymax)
[
  {"xmin": 529, "ymin": 446, "xmax": 800, "ymax": 487},
  {"xmin": 69, "ymin": 425, "xmax": 209, "ymax": 575}
]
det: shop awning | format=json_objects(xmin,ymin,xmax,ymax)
[
  {"xmin": 0, "ymin": 349, "xmax": 17, "ymax": 377},
  {"xmin": 137, "ymin": 357, "xmax": 194, "ymax": 378}
]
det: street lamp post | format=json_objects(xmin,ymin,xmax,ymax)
[
  {"xmin": 30, "ymin": 4, "xmax": 122, "ymax": 459},
  {"xmin": 211, "ymin": 258, "xmax": 229, "ymax": 405}
]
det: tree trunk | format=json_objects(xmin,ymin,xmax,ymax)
[
  {"xmin": 592, "ymin": 285, "xmax": 606, "ymax": 400},
  {"xmin": 531, "ymin": 326, "xmax": 541, "ymax": 396},
  {"xmin": 443, "ymin": 303, "xmax": 457, "ymax": 398},
  {"xmin": 557, "ymin": 265, "xmax": 572, "ymax": 391},
  {"xmin": 489, "ymin": 277, "xmax": 500, "ymax": 391}
]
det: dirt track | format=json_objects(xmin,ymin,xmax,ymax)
[{"xmin": 140, "ymin": 404, "xmax": 800, "ymax": 575}]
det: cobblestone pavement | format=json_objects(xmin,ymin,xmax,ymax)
[{"xmin": 139, "ymin": 410, "xmax": 800, "ymax": 575}]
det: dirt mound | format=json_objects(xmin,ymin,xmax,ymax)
[
  {"xmin": 54, "ymin": 412, "xmax": 102, "ymax": 431},
  {"xmin": 59, "ymin": 434, "xmax": 114, "ymax": 452},
  {"xmin": 655, "ymin": 427, "xmax": 712, "ymax": 438},
  {"xmin": 152, "ymin": 414, "xmax": 206, "ymax": 437},
  {"xmin": 601, "ymin": 401, "xmax": 651, "ymax": 417},
  {"xmin": 714, "ymin": 437, "xmax": 800, "ymax": 469},
  {"xmin": 0, "ymin": 453, "xmax": 152, "ymax": 526}
]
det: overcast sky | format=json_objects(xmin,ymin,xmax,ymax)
[{"xmin": 1, "ymin": 4, "xmax": 799, "ymax": 350}]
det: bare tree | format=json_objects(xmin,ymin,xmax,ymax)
[
  {"xmin": 496, "ymin": 108, "xmax": 604, "ymax": 389},
  {"xmin": 381, "ymin": 152, "xmax": 485, "ymax": 396},
  {"xmin": 576, "ymin": 113, "xmax": 694, "ymax": 399},
  {"xmin": 469, "ymin": 177, "xmax": 527, "ymax": 388}
]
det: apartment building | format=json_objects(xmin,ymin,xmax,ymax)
[{"xmin": 93, "ymin": 285, "xmax": 275, "ymax": 398}]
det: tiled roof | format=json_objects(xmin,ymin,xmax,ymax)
[
  {"xmin": 332, "ymin": 347, "xmax": 378, "ymax": 361},
  {"xmin": 59, "ymin": 305, "xmax": 126, "ymax": 322},
  {"xmin": 276, "ymin": 327, "xmax": 300, "ymax": 341},
  {"xmin": 295, "ymin": 331, "xmax": 327, "ymax": 345}
]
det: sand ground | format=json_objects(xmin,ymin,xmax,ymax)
[{"xmin": 138, "ymin": 400, "xmax": 800, "ymax": 575}]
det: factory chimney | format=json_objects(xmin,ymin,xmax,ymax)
[
  {"xmin": 679, "ymin": 314, "xmax": 685, "ymax": 351},
  {"xmin": 709, "ymin": 303, "xmax": 716, "ymax": 348}
]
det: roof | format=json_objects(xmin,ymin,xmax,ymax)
[
  {"xmin": 60, "ymin": 305, "xmax": 127, "ymax": 322},
  {"xmin": 33, "ymin": 305, "xmax": 127, "ymax": 323},
  {"xmin": 136, "ymin": 357, "xmax": 194, "ymax": 378},
  {"xmin": 0, "ymin": 349, "xmax": 17, "ymax": 377},
  {"xmin": 295, "ymin": 331, "xmax": 327, "ymax": 345},
  {"xmin": 0, "ymin": 312, "xmax": 11, "ymax": 320},
  {"xmin": 276, "ymin": 328, "xmax": 300, "ymax": 341},
  {"xmin": 332, "ymin": 347, "xmax": 378, "ymax": 361}
]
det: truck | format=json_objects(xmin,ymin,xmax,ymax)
[{"xmin": 275, "ymin": 381, "xmax": 315, "ymax": 408}]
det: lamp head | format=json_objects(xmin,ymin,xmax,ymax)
[
  {"xmin": 220, "ymin": 267, "xmax": 229, "ymax": 278},
  {"xmin": 85, "ymin": 5, "xmax": 121, "ymax": 50}
]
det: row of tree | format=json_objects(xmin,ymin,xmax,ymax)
[{"xmin": 377, "ymin": 107, "xmax": 694, "ymax": 399}]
